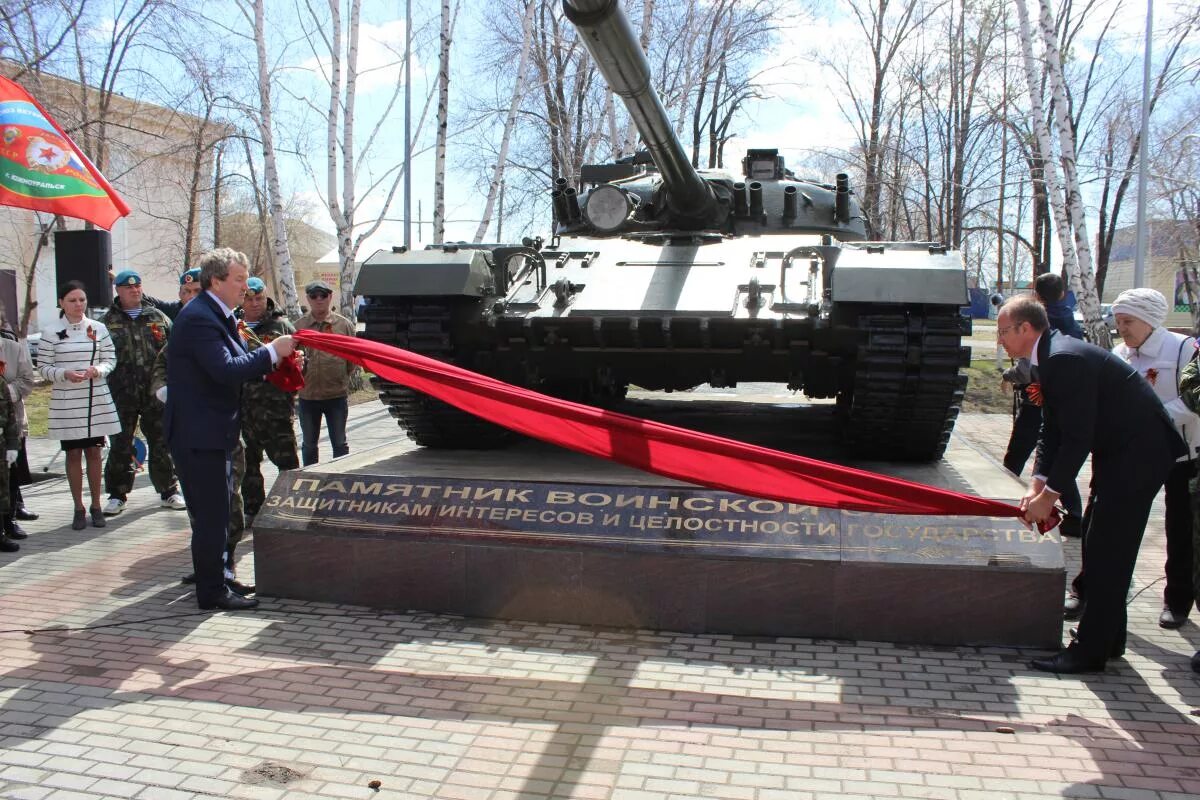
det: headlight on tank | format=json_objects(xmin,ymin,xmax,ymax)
[{"xmin": 583, "ymin": 185, "xmax": 634, "ymax": 232}]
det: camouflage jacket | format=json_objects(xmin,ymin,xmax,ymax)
[
  {"xmin": 0, "ymin": 383, "xmax": 19, "ymax": 450},
  {"xmin": 103, "ymin": 300, "xmax": 172, "ymax": 393},
  {"xmin": 239, "ymin": 303, "xmax": 297, "ymax": 413}
]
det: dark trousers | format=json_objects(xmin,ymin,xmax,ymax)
[
  {"xmin": 7, "ymin": 438, "xmax": 29, "ymax": 509},
  {"xmin": 170, "ymin": 444, "xmax": 233, "ymax": 606},
  {"xmin": 1163, "ymin": 459, "xmax": 1197, "ymax": 614},
  {"xmin": 1003, "ymin": 402, "xmax": 1082, "ymax": 517},
  {"xmin": 1072, "ymin": 450, "xmax": 1174, "ymax": 661},
  {"xmin": 1073, "ymin": 459, "xmax": 1195, "ymax": 615},
  {"xmin": 298, "ymin": 396, "xmax": 349, "ymax": 466}
]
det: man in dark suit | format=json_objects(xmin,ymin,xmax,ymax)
[
  {"xmin": 166, "ymin": 248, "xmax": 298, "ymax": 611},
  {"xmin": 998, "ymin": 295, "xmax": 1185, "ymax": 673}
]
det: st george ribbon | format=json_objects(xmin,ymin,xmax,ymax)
[{"xmin": 297, "ymin": 330, "xmax": 1026, "ymax": 519}]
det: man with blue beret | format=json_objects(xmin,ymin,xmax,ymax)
[
  {"xmin": 147, "ymin": 268, "xmax": 203, "ymax": 321},
  {"xmin": 101, "ymin": 269, "xmax": 184, "ymax": 516},
  {"xmin": 237, "ymin": 276, "xmax": 300, "ymax": 525}
]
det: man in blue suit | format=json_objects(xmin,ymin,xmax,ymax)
[{"xmin": 166, "ymin": 248, "xmax": 298, "ymax": 611}]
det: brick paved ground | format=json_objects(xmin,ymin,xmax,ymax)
[{"xmin": 1, "ymin": 407, "xmax": 1198, "ymax": 800}]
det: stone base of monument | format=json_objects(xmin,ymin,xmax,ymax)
[{"xmin": 254, "ymin": 417, "xmax": 1063, "ymax": 648}]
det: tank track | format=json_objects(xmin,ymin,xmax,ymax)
[
  {"xmin": 838, "ymin": 307, "xmax": 970, "ymax": 461},
  {"xmin": 360, "ymin": 300, "xmax": 514, "ymax": 449}
]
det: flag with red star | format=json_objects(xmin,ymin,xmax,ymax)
[{"xmin": 0, "ymin": 76, "xmax": 130, "ymax": 229}]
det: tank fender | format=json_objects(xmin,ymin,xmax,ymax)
[
  {"xmin": 831, "ymin": 244, "xmax": 968, "ymax": 305},
  {"xmin": 354, "ymin": 248, "xmax": 495, "ymax": 297}
]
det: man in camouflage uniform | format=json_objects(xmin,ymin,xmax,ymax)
[
  {"xmin": 1175, "ymin": 353, "xmax": 1200, "ymax": 673},
  {"xmin": 102, "ymin": 271, "xmax": 185, "ymax": 516},
  {"xmin": 0, "ymin": 365, "xmax": 20, "ymax": 552},
  {"xmin": 237, "ymin": 277, "xmax": 299, "ymax": 522},
  {"xmin": 151, "ymin": 272, "xmax": 251, "ymax": 595}
]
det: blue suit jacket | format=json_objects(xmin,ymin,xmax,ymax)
[{"xmin": 165, "ymin": 292, "xmax": 273, "ymax": 451}]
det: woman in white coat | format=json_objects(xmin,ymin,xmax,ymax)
[
  {"xmin": 38, "ymin": 281, "xmax": 121, "ymax": 530},
  {"xmin": 1110, "ymin": 288, "xmax": 1199, "ymax": 629}
]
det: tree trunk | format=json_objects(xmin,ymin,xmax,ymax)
[
  {"xmin": 473, "ymin": 0, "xmax": 536, "ymax": 243},
  {"xmin": 254, "ymin": 0, "xmax": 300, "ymax": 318},
  {"xmin": 433, "ymin": 0, "xmax": 451, "ymax": 244}
]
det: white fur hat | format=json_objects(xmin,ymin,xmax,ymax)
[{"xmin": 1111, "ymin": 288, "xmax": 1168, "ymax": 329}]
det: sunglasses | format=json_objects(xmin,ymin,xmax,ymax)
[{"xmin": 307, "ymin": 291, "xmax": 331, "ymax": 300}]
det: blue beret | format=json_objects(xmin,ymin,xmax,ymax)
[
  {"xmin": 180, "ymin": 268, "xmax": 201, "ymax": 286},
  {"xmin": 246, "ymin": 277, "xmax": 266, "ymax": 294},
  {"xmin": 114, "ymin": 270, "xmax": 141, "ymax": 287}
]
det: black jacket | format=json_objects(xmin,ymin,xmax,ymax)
[{"xmin": 1034, "ymin": 331, "xmax": 1186, "ymax": 492}]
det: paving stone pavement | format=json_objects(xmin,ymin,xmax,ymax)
[{"xmin": 1, "ymin": 407, "xmax": 1198, "ymax": 800}]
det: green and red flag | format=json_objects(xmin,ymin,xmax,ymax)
[{"xmin": 0, "ymin": 75, "xmax": 130, "ymax": 230}]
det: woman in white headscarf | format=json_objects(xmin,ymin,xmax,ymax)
[{"xmin": 1110, "ymin": 288, "xmax": 1198, "ymax": 630}]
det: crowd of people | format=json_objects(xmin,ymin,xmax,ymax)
[
  {"xmin": 0, "ymin": 250, "xmax": 357, "ymax": 613},
  {"xmin": 998, "ymin": 287, "xmax": 1200, "ymax": 675}
]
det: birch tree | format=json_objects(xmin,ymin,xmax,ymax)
[
  {"xmin": 434, "ymin": 0, "xmax": 451, "ymax": 244},
  {"xmin": 473, "ymin": 0, "xmax": 537, "ymax": 242},
  {"xmin": 238, "ymin": 0, "xmax": 300, "ymax": 318}
]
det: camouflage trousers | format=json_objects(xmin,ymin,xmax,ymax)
[
  {"xmin": 105, "ymin": 392, "xmax": 177, "ymax": 499},
  {"xmin": 241, "ymin": 411, "xmax": 299, "ymax": 519},
  {"xmin": 228, "ymin": 442, "xmax": 246, "ymax": 553}
]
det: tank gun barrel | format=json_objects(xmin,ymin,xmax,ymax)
[{"xmin": 562, "ymin": 0, "xmax": 716, "ymax": 222}]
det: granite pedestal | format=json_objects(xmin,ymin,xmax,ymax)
[{"xmin": 254, "ymin": 407, "xmax": 1063, "ymax": 648}]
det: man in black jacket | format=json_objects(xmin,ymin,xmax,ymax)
[
  {"xmin": 1002, "ymin": 274, "xmax": 1084, "ymax": 538},
  {"xmin": 998, "ymin": 295, "xmax": 1186, "ymax": 673}
]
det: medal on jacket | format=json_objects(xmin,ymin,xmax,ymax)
[
  {"xmin": 1145, "ymin": 368, "xmax": 1159, "ymax": 386},
  {"xmin": 149, "ymin": 322, "xmax": 166, "ymax": 345},
  {"xmin": 1025, "ymin": 382, "xmax": 1043, "ymax": 407},
  {"xmin": 86, "ymin": 325, "xmax": 96, "ymax": 341}
]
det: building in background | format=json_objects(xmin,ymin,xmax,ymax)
[
  {"xmin": 0, "ymin": 62, "xmax": 224, "ymax": 333},
  {"xmin": 1102, "ymin": 220, "xmax": 1199, "ymax": 330}
]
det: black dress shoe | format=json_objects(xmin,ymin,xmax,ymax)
[
  {"xmin": 1030, "ymin": 647, "xmax": 1107, "ymax": 674},
  {"xmin": 1192, "ymin": 651, "xmax": 1199, "ymax": 674},
  {"xmin": 198, "ymin": 591, "xmax": 259, "ymax": 611},
  {"xmin": 1063, "ymin": 595, "xmax": 1085, "ymax": 620},
  {"xmin": 1159, "ymin": 608, "xmax": 1189, "ymax": 629},
  {"xmin": 7, "ymin": 523, "xmax": 27, "ymax": 540},
  {"xmin": 181, "ymin": 572, "xmax": 196, "ymax": 585},
  {"xmin": 226, "ymin": 579, "xmax": 256, "ymax": 597},
  {"xmin": 0, "ymin": 535, "xmax": 17, "ymax": 553},
  {"xmin": 14, "ymin": 506, "xmax": 38, "ymax": 521}
]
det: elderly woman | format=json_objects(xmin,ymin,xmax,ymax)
[
  {"xmin": 38, "ymin": 281, "xmax": 121, "ymax": 530},
  {"xmin": 1107, "ymin": 288, "xmax": 1199, "ymax": 633}
]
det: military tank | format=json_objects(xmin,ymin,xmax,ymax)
[{"xmin": 356, "ymin": 0, "xmax": 970, "ymax": 461}]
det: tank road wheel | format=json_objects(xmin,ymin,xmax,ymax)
[
  {"xmin": 359, "ymin": 300, "xmax": 514, "ymax": 449},
  {"xmin": 836, "ymin": 306, "xmax": 970, "ymax": 461}
]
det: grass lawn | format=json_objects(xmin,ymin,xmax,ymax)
[{"xmin": 962, "ymin": 358, "xmax": 1017, "ymax": 415}]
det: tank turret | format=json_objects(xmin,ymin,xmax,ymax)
[{"xmin": 356, "ymin": 0, "xmax": 970, "ymax": 461}]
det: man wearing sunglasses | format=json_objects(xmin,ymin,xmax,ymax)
[{"xmin": 295, "ymin": 280, "xmax": 355, "ymax": 465}]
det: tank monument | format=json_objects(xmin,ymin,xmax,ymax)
[{"xmin": 254, "ymin": 0, "xmax": 1062, "ymax": 648}]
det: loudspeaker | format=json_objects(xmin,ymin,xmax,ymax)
[{"xmin": 54, "ymin": 230, "xmax": 112, "ymax": 308}]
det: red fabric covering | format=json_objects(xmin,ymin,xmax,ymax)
[
  {"xmin": 268, "ymin": 352, "xmax": 305, "ymax": 392},
  {"xmin": 297, "ymin": 330, "xmax": 1025, "ymax": 518}
]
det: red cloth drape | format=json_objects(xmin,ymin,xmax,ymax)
[{"xmin": 297, "ymin": 330, "xmax": 1024, "ymax": 518}]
